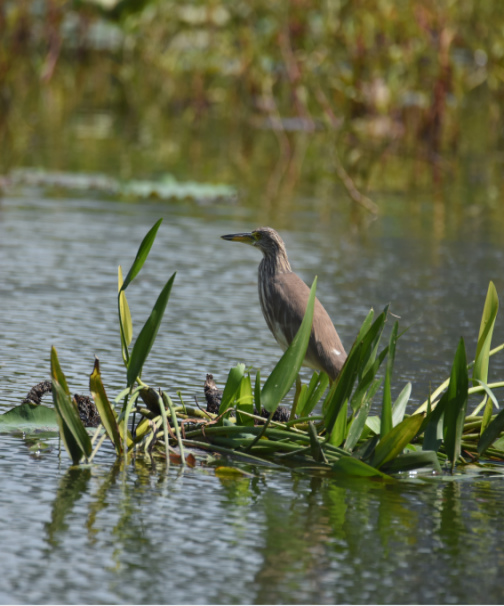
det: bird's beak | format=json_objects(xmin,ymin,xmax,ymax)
[{"xmin": 221, "ymin": 232, "xmax": 255, "ymax": 244}]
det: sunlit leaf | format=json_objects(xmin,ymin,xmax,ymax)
[
  {"xmin": 372, "ymin": 413, "xmax": 425, "ymax": 469},
  {"xmin": 392, "ymin": 382, "xmax": 412, "ymax": 427},
  {"xmin": 381, "ymin": 321, "xmax": 398, "ymax": 438},
  {"xmin": 219, "ymin": 363, "xmax": 246, "ymax": 417},
  {"xmin": 236, "ymin": 375, "xmax": 254, "ymax": 426},
  {"xmin": 118, "ymin": 266, "xmax": 133, "ymax": 360},
  {"xmin": 89, "ymin": 357, "xmax": 122, "ymax": 455},
  {"xmin": 473, "ymin": 282, "xmax": 499, "ymax": 434}
]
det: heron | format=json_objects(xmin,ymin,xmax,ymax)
[{"xmin": 221, "ymin": 227, "xmax": 347, "ymax": 383}]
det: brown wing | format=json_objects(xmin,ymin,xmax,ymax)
[{"xmin": 265, "ymin": 272, "xmax": 347, "ymax": 381}]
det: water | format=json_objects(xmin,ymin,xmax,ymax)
[{"xmin": 1, "ymin": 160, "xmax": 504, "ymax": 602}]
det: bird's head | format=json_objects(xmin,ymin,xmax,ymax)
[{"xmin": 221, "ymin": 227, "xmax": 287, "ymax": 258}]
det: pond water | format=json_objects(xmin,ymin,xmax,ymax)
[{"xmin": 1, "ymin": 122, "xmax": 504, "ymax": 603}]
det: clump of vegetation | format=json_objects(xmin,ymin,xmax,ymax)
[{"xmin": 8, "ymin": 220, "xmax": 503, "ymax": 479}]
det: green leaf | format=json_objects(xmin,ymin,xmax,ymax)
[
  {"xmin": 360, "ymin": 305, "xmax": 388, "ymax": 380},
  {"xmin": 422, "ymin": 390, "xmax": 448, "ymax": 452},
  {"xmin": 52, "ymin": 380, "xmax": 92, "ymax": 463},
  {"xmin": 344, "ymin": 398, "xmax": 372, "ymax": 452},
  {"xmin": 261, "ymin": 278, "xmax": 317, "ymax": 414},
  {"xmin": 50, "ymin": 347, "xmax": 92, "ymax": 463},
  {"xmin": 329, "ymin": 399, "xmax": 348, "ymax": 447},
  {"xmin": 478, "ymin": 406, "xmax": 504, "ymax": 456},
  {"xmin": 381, "ymin": 321, "xmax": 398, "ymax": 439},
  {"xmin": 127, "ymin": 272, "xmax": 176, "ymax": 387},
  {"xmin": 473, "ymin": 282, "xmax": 499, "ymax": 433},
  {"xmin": 219, "ymin": 363, "xmax": 246, "ymax": 417},
  {"xmin": 118, "ymin": 265, "xmax": 133, "ymax": 355},
  {"xmin": 308, "ymin": 422, "xmax": 327, "ymax": 463},
  {"xmin": 332, "ymin": 457, "xmax": 391, "ymax": 478},
  {"xmin": 236, "ymin": 375, "xmax": 254, "ymax": 426},
  {"xmin": 0, "ymin": 403, "xmax": 58, "ymax": 431},
  {"xmin": 443, "ymin": 338, "xmax": 469, "ymax": 471},
  {"xmin": 89, "ymin": 357, "xmax": 122, "ymax": 455},
  {"xmin": 350, "ymin": 345, "xmax": 389, "ymax": 413},
  {"xmin": 365, "ymin": 415, "xmax": 381, "ymax": 435},
  {"xmin": 120, "ymin": 219, "xmax": 163, "ymax": 292},
  {"xmin": 381, "ymin": 451, "xmax": 442, "ymax": 474},
  {"xmin": 392, "ymin": 382, "xmax": 412, "ymax": 427},
  {"xmin": 372, "ymin": 413, "xmax": 425, "ymax": 469},
  {"xmin": 51, "ymin": 346, "xmax": 70, "ymax": 397},
  {"xmin": 323, "ymin": 334, "xmax": 365, "ymax": 436},
  {"xmin": 254, "ymin": 370, "xmax": 261, "ymax": 414}
]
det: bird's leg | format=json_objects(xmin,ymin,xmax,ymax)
[{"xmin": 289, "ymin": 375, "xmax": 302, "ymax": 422}]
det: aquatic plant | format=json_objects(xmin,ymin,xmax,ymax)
[{"xmin": 5, "ymin": 221, "xmax": 504, "ymax": 478}]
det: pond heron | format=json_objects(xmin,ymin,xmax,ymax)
[{"xmin": 221, "ymin": 227, "xmax": 347, "ymax": 382}]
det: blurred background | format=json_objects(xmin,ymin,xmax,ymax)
[{"xmin": 1, "ymin": 0, "xmax": 504, "ymax": 216}]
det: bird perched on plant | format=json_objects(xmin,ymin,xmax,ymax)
[{"xmin": 221, "ymin": 227, "xmax": 347, "ymax": 382}]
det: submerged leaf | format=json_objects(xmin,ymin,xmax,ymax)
[
  {"xmin": 478, "ymin": 407, "xmax": 504, "ymax": 456},
  {"xmin": 332, "ymin": 457, "xmax": 391, "ymax": 478}
]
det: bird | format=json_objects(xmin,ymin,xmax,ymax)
[{"xmin": 221, "ymin": 227, "xmax": 347, "ymax": 383}]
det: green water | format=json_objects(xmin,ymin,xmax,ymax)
[{"xmin": 1, "ymin": 108, "xmax": 504, "ymax": 603}]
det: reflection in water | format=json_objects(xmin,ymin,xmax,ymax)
[{"xmin": 45, "ymin": 467, "xmax": 92, "ymax": 547}]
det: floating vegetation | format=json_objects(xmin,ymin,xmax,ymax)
[
  {"xmin": 3, "ymin": 221, "xmax": 504, "ymax": 480},
  {"xmin": 2, "ymin": 169, "xmax": 237, "ymax": 204}
]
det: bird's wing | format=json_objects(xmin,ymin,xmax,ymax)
[{"xmin": 267, "ymin": 272, "xmax": 347, "ymax": 380}]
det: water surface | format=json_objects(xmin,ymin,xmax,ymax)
[{"xmin": 1, "ymin": 171, "xmax": 504, "ymax": 603}]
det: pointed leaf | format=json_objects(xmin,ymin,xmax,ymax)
[
  {"xmin": 261, "ymin": 278, "xmax": 317, "ymax": 414},
  {"xmin": 51, "ymin": 346, "xmax": 70, "ymax": 397},
  {"xmin": 381, "ymin": 321, "xmax": 398, "ymax": 438},
  {"xmin": 443, "ymin": 338, "xmax": 469, "ymax": 470},
  {"xmin": 218, "ymin": 363, "xmax": 246, "ymax": 417},
  {"xmin": 392, "ymin": 382, "xmax": 412, "ymax": 427},
  {"xmin": 127, "ymin": 272, "xmax": 176, "ymax": 386},
  {"xmin": 372, "ymin": 413, "xmax": 425, "ymax": 468},
  {"xmin": 473, "ymin": 282, "xmax": 499, "ymax": 433},
  {"xmin": 118, "ymin": 265, "xmax": 133, "ymax": 348},
  {"xmin": 89, "ymin": 357, "xmax": 122, "ymax": 455},
  {"xmin": 329, "ymin": 399, "xmax": 348, "ymax": 447},
  {"xmin": 478, "ymin": 406, "xmax": 504, "ymax": 456},
  {"xmin": 52, "ymin": 380, "xmax": 92, "ymax": 462},
  {"xmin": 236, "ymin": 375, "xmax": 254, "ymax": 426},
  {"xmin": 120, "ymin": 219, "xmax": 163, "ymax": 292},
  {"xmin": 254, "ymin": 370, "xmax": 261, "ymax": 414}
]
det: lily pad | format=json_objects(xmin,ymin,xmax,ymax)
[
  {"xmin": 0, "ymin": 403, "xmax": 58, "ymax": 432},
  {"xmin": 5, "ymin": 168, "xmax": 237, "ymax": 203}
]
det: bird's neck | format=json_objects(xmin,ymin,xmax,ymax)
[{"xmin": 259, "ymin": 249, "xmax": 292, "ymax": 278}]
